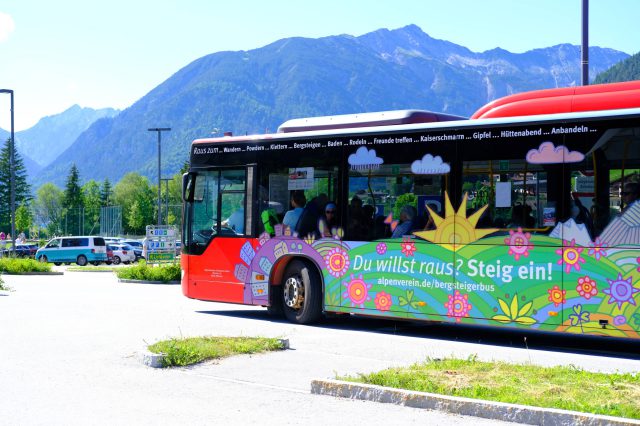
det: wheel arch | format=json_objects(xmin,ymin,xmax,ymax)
[{"xmin": 269, "ymin": 254, "xmax": 325, "ymax": 301}]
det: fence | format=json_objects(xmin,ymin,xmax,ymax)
[{"xmin": 26, "ymin": 204, "xmax": 183, "ymax": 239}]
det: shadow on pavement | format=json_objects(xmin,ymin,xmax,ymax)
[{"xmin": 197, "ymin": 308, "xmax": 640, "ymax": 360}]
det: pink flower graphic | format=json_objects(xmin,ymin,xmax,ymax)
[
  {"xmin": 374, "ymin": 291, "xmax": 393, "ymax": 311},
  {"xmin": 324, "ymin": 247, "xmax": 350, "ymax": 278},
  {"xmin": 547, "ymin": 285, "xmax": 566, "ymax": 307},
  {"xmin": 376, "ymin": 242, "xmax": 387, "ymax": 255},
  {"xmin": 445, "ymin": 290, "xmax": 472, "ymax": 322},
  {"xmin": 342, "ymin": 274, "xmax": 371, "ymax": 308},
  {"xmin": 504, "ymin": 227, "xmax": 532, "ymax": 261},
  {"xmin": 555, "ymin": 239, "xmax": 585, "ymax": 273},
  {"xmin": 576, "ymin": 276, "xmax": 598, "ymax": 300},
  {"xmin": 588, "ymin": 237, "xmax": 607, "ymax": 261},
  {"xmin": 400, "ymin": 237, "xmax": 416, "ymax": 257}
]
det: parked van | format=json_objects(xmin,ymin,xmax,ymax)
[{"xmin": 36, "ymin": 236, "xmax": 108, "ymax": 266}]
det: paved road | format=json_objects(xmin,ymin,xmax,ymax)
[{"xmin": 1, "ymin": 271, "xmax": 638, "ymax": 425}]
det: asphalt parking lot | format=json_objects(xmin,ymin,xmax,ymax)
[{"xmin": 1, "ymin": 270, "xmax": 638, "ymax": 425}]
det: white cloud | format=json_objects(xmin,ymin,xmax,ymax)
[
  {"xmin": 0, "ymin": 12, "xmax": 15, "ymax": 43},
  {"xmin": 411, "ymin": 153, "xmax": 450, "ymax": 174},
  {"xmin": 348, "ymin": 147, "xmax": 383, "ymax": 170}
]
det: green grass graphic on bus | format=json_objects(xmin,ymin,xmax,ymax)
[{"xmin": 237, "ymin": 190, "xmax": 640, "ymax": 338}]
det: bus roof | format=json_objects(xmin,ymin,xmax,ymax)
[
  {"xmin": 471, "ymin": 80, "xmax": 640, "ymax": 119},
  {"xmin": 192, "ymin": 105, "xmax": 640, "ymax": 146},
  {"xmin": 277, "ymin": 110, "xmax": 465, "ymax": 133}
]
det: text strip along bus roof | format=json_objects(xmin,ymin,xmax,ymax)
[{"xmin": 192, "ymin": 106, "xmax": 640, "ymax": 146}]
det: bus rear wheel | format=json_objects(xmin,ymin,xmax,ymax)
[{"xmin": 282, "ymin": 260, "xmax": 322, "ymax": 324}]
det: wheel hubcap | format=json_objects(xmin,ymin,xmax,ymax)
[{"xmin": 283, "ymin": 276, "xmax": 304, "ymax": 309}]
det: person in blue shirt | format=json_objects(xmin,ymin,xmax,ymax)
[
  {"xmin": 283, "ymin": 191, "xmax": 306, "ymax": 231},
  {"xmin": 391, "ymin": 205, "xmax": 417, "ymax": 238}
]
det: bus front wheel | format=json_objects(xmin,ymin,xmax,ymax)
[{"xmin": 282, "ymin": 260, "xmax": 322, "ymax": 324}]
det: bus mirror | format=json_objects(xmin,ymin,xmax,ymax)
[{"xmin": 182, "ymin": 173, "xmax": 193, "ymax": 202}]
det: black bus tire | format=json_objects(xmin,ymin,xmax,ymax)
[
  {"xmin": 282, "ymin": 259, "xmax": 322, "ymax": 324},
  {"xmin": 266, "ymin": 284, "xmax": 284, "ymax": 318}
]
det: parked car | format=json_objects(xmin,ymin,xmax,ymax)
[
  {"xmin": 105, "ymin": 245, "xmax": 114, "ymax": 265},
  {"xmin": 108, "ymin": 243, "xmax": 136, "ymax": 265},
  {"xmin": 120, "ymin": 240, "xmax": 143, "ymax": 261},
  {"xmin": 36, "ymin": 236, "xmax": 108, "ymax": 266},
  {"xmin": 103, "ymin": 237, "xmax": 122, "ymax": 244},
  {"xmin": 14, "ymin": 244, "xmax": 39, "ymax": 258}
]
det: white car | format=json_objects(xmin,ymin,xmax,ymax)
[{"xmin": 108, "ymin": 243, "xmax": 136, "ymax": 265}]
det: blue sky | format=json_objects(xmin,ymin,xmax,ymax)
[{"xmin": 1, "ymin": 0, "xmax": 639, "ymax": 130}]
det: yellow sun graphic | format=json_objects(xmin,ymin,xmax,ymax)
[{"xmin": 413, "ymin": 192, "xmax": 498, "ymax": 251}]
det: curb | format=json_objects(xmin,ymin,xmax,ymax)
[
  {"xmin": 139, "ymin": 338, "xmax": 290, "ymax": 369},
  {"xmin": 118, "ymin": 279, "xmax": 180, "ymax": 285},
  {"xmin": 67, "ymin": 269, "xmax": 115, "ymax": 273},
  {"xmin": 310, "ymin": 379, "xmax": 640, "ymax": 426},
  {"xmin": 138, "ymin": 350, "xmax": 165, "ymax": 368},
  {"xmin": 0, "ymin": 271, "xmax": 63, "ymax": 275}
]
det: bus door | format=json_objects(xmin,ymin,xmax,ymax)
[{"xmin": 182, "ymin": 167, "xmax": 249, "ymax": 303}]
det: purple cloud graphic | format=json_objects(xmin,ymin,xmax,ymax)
[
  {"xmin": 411, "ymin": 154, "xmax": 450, "ymax": 174},
  {"xmin": 348, "ymin": 147, "xmax": 383, "ymax": 170},
  {"xmin": 526, "ymin": 141, "xmax": 585, "ymax": 164}
]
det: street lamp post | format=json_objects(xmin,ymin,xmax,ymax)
[
  {"xmin": 0, "ymin": 89, "xmax": 15, "ymax": 254},
  {"xmin": 148, "ymin": 127, "xmax": 171, "ymax": 226}
]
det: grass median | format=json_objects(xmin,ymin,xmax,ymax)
[
  {"xmin": 339, "ymin": 356, "xmax": 640, "ymax": 420},
  {"xmin": 148, "ymin": 336, "xmax": 286, "ymax": 367},
  {"xmin": 0, "ymin": 258, "xmax": 51, "ymax": 274},
  {"xmin": 116, "ymin": 260, "xmax": 180, "ymax": 283}
]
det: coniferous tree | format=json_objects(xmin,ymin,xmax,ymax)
[
  {"xmin": 100, "ymin": 178, "xmax": 112, "ymax": 206},
  {"xmin": 62, "ymin": 164, "xmax": 84, "ymax": 235},
  {"xmin": 0, "ymin": 138, "xmax": 31, "ymax": 232}
]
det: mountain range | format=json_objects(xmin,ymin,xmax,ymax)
[
  {"xmin": 0, "ymin": 105, "xmax": 118, "ymax": 178},
  {"xmin": 1, "ymin": 25, "xmax": 630, "ymax": 188}
]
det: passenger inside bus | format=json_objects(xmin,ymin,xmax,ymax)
[
  {"xmin": 391, "ymin": 205, "xmax": 417, "ymax": 238},
  {"xmin": 621, "ymin": 182, "xmax": 639, "ymax": 212},
  {"xmin": 296, "ymin": 193, "xmax": 328, "ymax": 238},
  {"xmin": 319, "ymin": 202, "xmax": 339, "ymax": 238},
  {"xmin": 283, "ymin": 191, "xmax": 306, "ymax": 230}
]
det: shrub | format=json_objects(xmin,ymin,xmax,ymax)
[
  {"xmin": 0, "ymin": 258, "xmax": 52, "ymax": 274},
  {"xmin": 116, "ymin": 260, "xmax": 181, "ymax": 282}
]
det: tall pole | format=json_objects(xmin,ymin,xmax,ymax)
[
  {"xmin": 148, "ymin": 127, "xmax": 171, "ymax": 226},
  {"xmin": 0, "ymin": 89, "xmax": 15, "ymax": 254},
  {"xmin": 581, "ymin": 0, "xmax": 589, "ymax": 85},
  {"xmin": 161, "ymin": 177, "xmax": 171, "ymax": 226}
]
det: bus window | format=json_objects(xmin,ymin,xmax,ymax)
[
  {"xmin": 259, "ymin": 166, "xmax": 338, "ymax": 237},
  {"xmin": 347, "ymin": 162, "xmax": 447, "ymax": 241},
  {"xmin": 462, "ymin": 159, "xmax": 548, "ymax": 233}
]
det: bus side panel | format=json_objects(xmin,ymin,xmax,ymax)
[{"xmin": 181, "ymin": 238, "xmax": 248, "ymax": 304}]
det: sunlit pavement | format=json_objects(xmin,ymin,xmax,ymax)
[{"xmin": 1, "ymin": 272, "xmax": 637, "ymax": 425}]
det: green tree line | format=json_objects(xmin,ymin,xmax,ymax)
[{"xmin": 1, "ymin": 138, "xmax": 186, "ymax": 238}]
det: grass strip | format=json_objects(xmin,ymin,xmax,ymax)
[
  {"xmin": 67, "ymin": 265, "xmax": 117, "ymax": 272},
  {"xmin": 116, "ymin": 260, "xmax": 180, "ymax": 282},
  {"xmin": 339, "ymin": 357, "xmax": 640, "ymax": 420},
  {"xmin": 0, "ymin": 258, "xmax": 52, "ymax": 274},
  {"xmin": 148, "ymin": 336, "xmax": 285, "ymax": 367}
]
